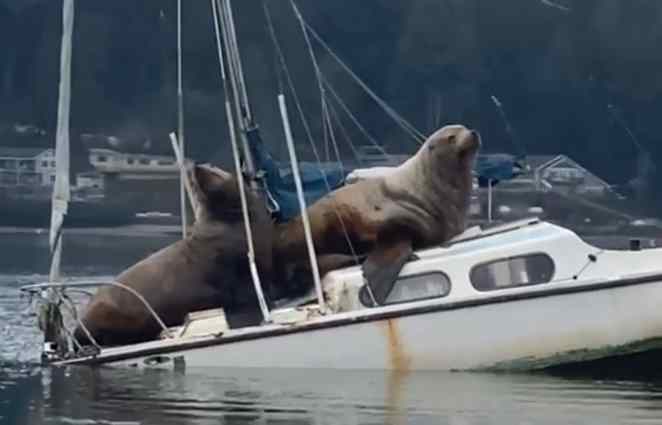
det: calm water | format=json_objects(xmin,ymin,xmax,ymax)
[{"xmin": 2, "ymin": 231, "xmax": 662, "ymax": 425}]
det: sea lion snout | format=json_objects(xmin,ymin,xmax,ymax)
[{"xmin": 457, "ymin": 128, "xmax": 481, "ymax": 154}]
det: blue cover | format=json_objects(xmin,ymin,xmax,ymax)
[
  {"xmin": 474, "ymin": 154, "xmax": 525, "ymax": 187},
  {"xmin": 246, "ymin": 127, "xmax": 346, "ymax": 221}
]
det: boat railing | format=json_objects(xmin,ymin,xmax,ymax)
[{"xmin": 20, "ymin": 280, "xmax": 173, "ymax": 358}]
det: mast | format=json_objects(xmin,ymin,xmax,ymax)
[
  {"xmin": 42, "ymin": 0, "xmax": 74, "ymax": 356},
  {"xmin": 49, "ymin": 0, "xmax": 74, "ymax": 284},
  {"xmin": 176, "ymin": 0, "xmax": 188, "ymax": 237},
  {"xmin": 211, "ymin": 0, "xmax": 271, "ymax": 322},
  {"xmin": 217, "ymin": 0, "xmax": 257, "ymax": 184}
]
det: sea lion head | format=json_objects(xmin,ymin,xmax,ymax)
[
  {"xmin": 423, "ymin": 124, "xmax": 481, "ymax": 167},
  {"xmin": 189, "ymin": 163, "xmax": 245, "ymax": 223},
  {"xmin": 403, "ymin": 124, "xmax": 480, "ymax": 223},
  {"xmin": 414, "ymin": 124, "xmax": 480, "ymax": 185}
]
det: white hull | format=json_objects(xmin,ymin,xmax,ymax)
[
  {"xmin": 25, "ymin": 219, "xmax": 662, "ymax": 371},
  {"xmin": 60, "ymin": 275, "xmax": 662, "ymax": 371}
]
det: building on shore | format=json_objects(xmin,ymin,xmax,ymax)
[{"xmin": 0, "ymin": 147, "xmax": 57, "ymax": 187}]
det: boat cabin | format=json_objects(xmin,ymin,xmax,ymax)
[{"xmin": 267, "ymin": 217, "xmax": 660, "ymax": 320}]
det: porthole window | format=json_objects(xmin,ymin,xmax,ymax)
[
  {"xmin": 359, "ymin": 272, "xmax": 451, "ymax": 307},
  {"xmin": 470, "ymin": 253, "xmax": 554, "ymax": 292}
]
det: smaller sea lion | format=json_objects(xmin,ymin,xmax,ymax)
[{"xmin": 73, "ymin": 164, "xmax": 274, "ymax": 346}]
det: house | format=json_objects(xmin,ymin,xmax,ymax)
[
  {"xmin": 89, "ymin": 148, "xmax": 180, "ymax": 180},
  {"xmin": 0, "ymin": 147, "xmax": 56, "ymax": 187},
  {"xmin": 0, "ymin": 147, "xmax": 109, "ymax": 189}
]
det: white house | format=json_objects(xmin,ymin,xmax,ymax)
[
  {"xmin": 0, "ymin": 147, "xmax": 55, "ymax": 186},
  {"xmin": 89, "ymin": 148, "xmax": 180, "ymax": 180}
]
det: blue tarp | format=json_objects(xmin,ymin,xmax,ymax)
[
  {"xmin": 247, "ymin": 127, "xmax": 525, "ymax": 221},
  {"xmin": 474, "ymin": 154, "xmax": 525, "ymax": 188},
  {"xmin": 246, "ymin": 127, "xmax": 346, "ymax": 221}
]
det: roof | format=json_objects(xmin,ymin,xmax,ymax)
[{"xmin": 0, "ymin": 147, "xmax": 49, "ymax": 158}]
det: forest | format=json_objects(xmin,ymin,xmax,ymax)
[{"xmin": 1, "ymin": 0, "xmax": 661, "ymax": 211}]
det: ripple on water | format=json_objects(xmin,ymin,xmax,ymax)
[{"xmin": 4, "ymin": 267, "xmax": 662, "ymax": 424}]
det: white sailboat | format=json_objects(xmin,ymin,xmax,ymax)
[{"xmin": 20, "ymin": 0, "xmax": 662, "ymax": 372}]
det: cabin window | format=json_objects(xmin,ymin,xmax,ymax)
[
  {"xmin": 127, "ymin": 158, "xmax": 135, "ymax": 165},
  {"xmin": 41, "ymin": 161, "xmax": 48, "ymax": 167},
  {"xmin": 470, "ymin": 254, "xmax": 554, "ymax": 291},
  {"xmin": 139, "ymin": 158, "xmax": 150, "ymax": 165},
  {"xmin": 359, "ymin": 272, "xmax": 451, "ymax": 307},
  {"xmin": 157, "ymin": 160, "xmax": 174, "ymax": 166},
  {"xmin": 96, "ymin": 156, "xmax": 107, "ymax": 163}
]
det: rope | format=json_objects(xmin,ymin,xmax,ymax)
[
  {"xmin": 296, "ymin": 12, "xmax": 426, "ymax": 144},
  {"xmin": 265, "ymin": 0, "xmax": 361, "ymax": 266},
  {"xmin": 326, "ymin": 98, "xmax": 362, "ymax": 163},
  {"xmin": 289, "ymin": 0, "xmax": 344, "ymax": 174},
  {"xmin": 176, "ymin": 0, "xmax": 188, "ymax": 238},
  {"xmin": 324, "ymin": 96, "xmax": 344, "ymax": 174},
  {"xmin": 262, "ymin": 0, "xmax": 284, "ymax": 94},
  {"xmin": 322, "ymin": 75, "xmax": 389, "ymax": 158},
  {"xmin": 58, "ymin": 291, "xmax": 100, "ymax": 352},
  {"xmin": 490, "ymin": 95, "xmax": 527, "ymax": 158}
]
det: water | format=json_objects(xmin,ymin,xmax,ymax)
[{"xmin": 2, "ymin": 231, "xmax": 662, "ymax": 425}]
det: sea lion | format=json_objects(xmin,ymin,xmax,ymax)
[
  {"xmin": 275, "ymin": 124, "xmax": 480, "ymax": 304},
  {"xmin": 73, "ymin": 164, "xmax": 274, "ymax": 347}
]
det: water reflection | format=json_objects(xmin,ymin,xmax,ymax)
[
  {"xmin": 2, "ymin": 363, "xmax": 662, "ymax": 425},
  {"xmin": 0, "ymin": 230, "xmax": 177, "ymax": 277}
]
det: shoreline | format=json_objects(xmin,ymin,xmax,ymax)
[{"xmin": 0, "ymin": 224, "xmax": 182, "ymax": 237}]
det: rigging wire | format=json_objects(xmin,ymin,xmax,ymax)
[
  {"xmin": 262, "ymin": 0, "xmax": 284, "ymax": 95},
  {"xmin": 321, "ymin": 75, "xmax": 388, "ymax": 157},
  {"xmin": 263, "ymin": 0, "xmax": 361, "ymax": 265},
  {"xmin": 297, "ymin": 13, "xmax": 426, "ymax": 144},
  {"xmin": 326, "ymin": 97, "xmax": 362, "ymax": 163},
  {"xmin": 176, "ymin": 0, "xmax": 187, "ymax": 238},
  {"xmin": 289, "ymin": 0, "xmax": 343, "ymax": 173}
]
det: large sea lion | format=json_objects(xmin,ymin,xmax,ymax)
[
  {"xmin": 275, "ymin": 124, "xmax": 480, "ymax": 304},
  {"xmin": 73, "ymin": 164, "xmax": 274, "ymax": 347}
]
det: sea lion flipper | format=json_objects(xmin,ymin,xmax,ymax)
[{"xmin": 362, "ymin": 235, "xmax": 413, "ymax": 305}]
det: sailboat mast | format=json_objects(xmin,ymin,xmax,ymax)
[
  {"xmin": 40, "ymin": 0, "xmax": 75, "ymax": 356},
  {"xmin": 176, "ymin": 0, "xmax": 188, "ymax": 237},
  {"xmin": 49, "ymin": 0, "xmax": 74, "ymax": 283},
  {"xmin": 217, "ymin": 0, "xmax": 257, "ymax": 182},
  {"xmin": 211, "ymin": 0, "xmax": 271, "ymax": 322}
]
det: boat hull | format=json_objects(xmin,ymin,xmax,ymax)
[{"xmin": 60, "ymin": 277, "xmax": 662, "ymax": 371}]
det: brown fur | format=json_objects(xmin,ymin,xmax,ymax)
[
  {"xmin": 275, "ymin": 124, "xmax": 480, "ymax": 290},
  {"xmin": 73, "ymin": 164, "xmax": 274, "ymax": 346}
]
